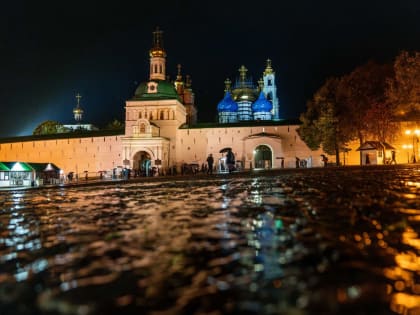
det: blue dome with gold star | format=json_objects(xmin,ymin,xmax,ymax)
[
  {"xmin": 217, "ymin": 91, "xmax": 238, "ymax": 112},
  {"xmin": 252, "ymin": 92, "xmax": 272, "ymax": 112}
]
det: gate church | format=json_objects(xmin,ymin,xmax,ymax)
[{"xmin": 0, "ymin": 29, "xmax": 325, "ymax": 178}]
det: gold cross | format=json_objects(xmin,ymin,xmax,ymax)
[{"xmin": 76, "ymin": 93, "xmax": 82, "ymax": 106}]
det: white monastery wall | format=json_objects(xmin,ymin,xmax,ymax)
[
  {"xmin": 176, "ymin": 124, "xmax": 326, "ymax": 168},
  {"xmin": 0, "ymin": 136, "xmax": 122, "ymax": 176}
]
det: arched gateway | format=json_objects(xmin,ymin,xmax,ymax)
[
  {"xmin": 254, "ymin": 145, "xmax": 272, "ymax": 169},
  {"xmin": 133, "ymin": 151, "xmax": 151, "ymax": 176}
]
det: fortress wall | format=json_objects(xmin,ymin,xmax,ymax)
[
  {"xmin": 177, "ymin": 124, "xmax": 326, "ymax": 168},
  {"xmin": 0, "ymin": 136, "xmax": 123, "ymax": 176}
]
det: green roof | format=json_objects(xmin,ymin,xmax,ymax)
[
  {"xmin": 132, "ymin": 80, "xmax": 180, "ymax": 101},
  {"xmin": 0, "ymin": 162, "xmax": 9, "ymax": 171},
  {"xmin": 2, "ymin": 162, "xmax": 33, "ymax": 171}
]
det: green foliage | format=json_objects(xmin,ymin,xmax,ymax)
[
  {"xmin": 387, "ymin": 51, "xmax": 420, "ymax": 117},
  {"xmin": 340, "ymin": 61, "xmax": 394, "ymax": 143},
  {"xmin": 299, "ymin": 59, "xmax": 401, "ymax": 165},
  {"xmin": 105, "ymin": 119, "xmax": 124, "ymax": 130},
  {"xmin": 298, "ymin": 77, "xmax": 351, "ymax": 163},
  {"xmin": 33, "ymin": 120, "xmax": 65, "ymax": 135}
]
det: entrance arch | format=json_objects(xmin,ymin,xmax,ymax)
[
  {"xmin": 254, "ymin": 145, "xmax": 272, "ymax": 169},
  {"xmin": 133, "ymin": 151, "xmax": 152, "ymax": 176}
]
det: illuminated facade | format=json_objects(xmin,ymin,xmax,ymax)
[
  {"xmin": 0, "ymin": 28, "xmax": 344, "ymax": 185},
  {"xmin": 218, "ymin": 61, "xmax": 280, "ymax": 123}
]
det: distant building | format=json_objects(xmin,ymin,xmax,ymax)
[
  {"xmin": 218, "ymin": 61, "xmax": 280, "ymax": 123},
  {"xmin": 62, "ymin": 93, "xmax": 98, "ymax": 132}
]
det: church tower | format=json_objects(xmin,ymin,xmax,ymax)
[
  {"xmin": 73, "ymin": 93, "xmax": 84, "ymax": 122},
  {"xmin": 149, "ymin": 27, "xmax": 166, "ymax": 81},
  {"xmin": 262, "ymin": 59, "xmax": 280, "ymax": 120}
]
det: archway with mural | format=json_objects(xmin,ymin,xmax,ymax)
[
  {"xmin": 133, "ymin": 151, "xmax": 152, "ymax": 176},
  {"xmin": 254, "ymin": 145, "xmax": 272, "ymax": 169}
]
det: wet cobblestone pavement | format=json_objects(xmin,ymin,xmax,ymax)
[{"xmin": 0, "ymin": 165, "xmax": 420, "ymax": 315}]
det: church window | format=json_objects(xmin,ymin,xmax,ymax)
[
  {"xmin": 267, "ymin": 92, "xmax": 272, "ymax": 101},
  {"xmin": 154, "ymin": 64, "xmax": 158, "ymax": 73},
  {"xmin": 139, "ymin": 112, "xmax": 142, "ymax": 119},
  {"xmin": 159, "ymin": 64, "xmax": 162, "ymax": 73},
  {"xmin": 160, "ymin": 111, "xmax": 164, "ymax": 120},
  {"xmin": 268, "ymin": 79, "xmax": 272, "ymax": 86},
  {"xmin": 140, "ymin": 123, "xmax": 146, "ymax": 133},
  {"xmin": 149, "ymin": 112, "xmax": 153, "ymax": 120}
]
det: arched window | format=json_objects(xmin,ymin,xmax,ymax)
[
  {"xmin": 154, "ymin": 64, "xmax": 158, "ymax": 73},
  {"xmin": 159, "ymin": 64, "xmax": 163, "ymax": 74},
  {"xmin": 160, "ymin": 111, "xmax": 164, "ymax": 120},
  {"xmin": 149, "ymin": 112, "xmax": 153, "ymax": 120},
  {"xmin": 268, "ymin": 79, "xmax": 272, "ymax": 86},
  {"xmin": 140, "ymin": 123, "xmax": 146, "ymax": 133},
  {"xmin": 139, "ymin": 111, "xmax": 142, "ymax": 119}
]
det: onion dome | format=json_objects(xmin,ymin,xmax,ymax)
[
  {"xmin": 149, "ymin": 27, "xmax": 166, "ymax": 58},
  {"xmin": 231, "ymin": 65, "xmax": 258, "ymax": 102},
  {"xmin": 217, "ymin": 91, "xmax": 238, "ymax": 112},
  {"xmin": 252, "ymin": 91, "xmax": 273, "ymax": 112},
  {"xmin": 133, "ymin": 80, "xmax": 180, "ymax": 100}
]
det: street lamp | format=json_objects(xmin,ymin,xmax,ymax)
[
  {"xmin": 402, "ymin": 144, "xmax": 413, "ymax": 163},
  {"xmin": 405, "ymin": 129, "xmax": 420, "ymax": 163}
]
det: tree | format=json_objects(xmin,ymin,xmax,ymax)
[
  {"xmin": 33, "ymin": 120, "xmax": 65, "ymax": 135},
  {"xmin": 105, "ymin": 119, "xmax": 124, "ymax": 130},
  {"xmin": 298, "ymin": 77, "xmax": 353, "ymax": 165},
  {"xmin": 339, "ymin": 61, "xmax": 394, "ymax": 163},
  {"xmin": 387, "ymin": 51, "xmax": 420, "ymax": 117}
]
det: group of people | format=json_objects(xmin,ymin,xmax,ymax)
[{"xmin": 206, "ymin": 148, "xmax": 236, "ymax": 175}]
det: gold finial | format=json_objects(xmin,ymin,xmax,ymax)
[
  {"xmin": 75, "ymin": 93, "xmax": 82, "ymax": 107},
  {"xmin": 176, "ymin": 64, "xmax": 182, "ymax": 80},
  {"xmin": 264, "ymin": 59, "xmax": 273, "ymax": 75},
  {"xmin": 238, "ymin": 65, "xmax": 248, "ymax": 81},
  {"xmin": 224, "ymin": 78, "xmax": 232, "ymax": 92},
  {"xmin": 150, "ymin": 27, "xmax": 166, "ymax": 58},
  {"xmin": 185, "ymin": 75, "xmax": 192, "ymax": 88},
  {"xmin": 258, "ymin": 78, "xmax": 264, "ymax": 91},
  {"xmin": 152, "ymin": 26, "xmax": 163, "ymax": 49},
  {"xmin": 73, "ymin": 93, "xmax": 83, "ymax": 122}
]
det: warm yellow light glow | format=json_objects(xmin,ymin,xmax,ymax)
[
  {"xmin": 402, "ymin": 144, "xmax": 413, "ymax": 149},
  {"xmin": 405, "ymin": 130, "xmax": 411, "ymax": 135}
]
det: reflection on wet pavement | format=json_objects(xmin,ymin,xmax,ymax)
[{"xmin": 0, "ymin": 165, "xmax": 419, "ymax": 314}]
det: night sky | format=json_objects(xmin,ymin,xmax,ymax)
[{"xmin": 1, "ymin": 0, "xmax": 419, "ymax": 137}]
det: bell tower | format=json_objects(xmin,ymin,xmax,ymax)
[
  {"xmin": 262, "ymin": 59, "xmax": 280, "ymax": 120},
  {"xmin": 149, "ymin": 27, "xmax": 166, "ymax": 81}
]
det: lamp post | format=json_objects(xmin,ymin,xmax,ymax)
[
  {"xmin": 402, "ymin": 144, "xmax": 413, "ymax": 163},
  {"xmin": 405, "ymin": 129, "xmax": 420, "ymax": 163}
]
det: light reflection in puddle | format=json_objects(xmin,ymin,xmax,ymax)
[{"xmin": 0, "ymin": 167, "xmax": 419, "ymax": 314}]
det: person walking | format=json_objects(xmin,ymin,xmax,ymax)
[
  {"xmin": 226, "ymin": 149, "xmax": 235, "ymax": 173},
  {"xmin": 206, "ymin": 154, "xmax": 214, "ymax": 174}
]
